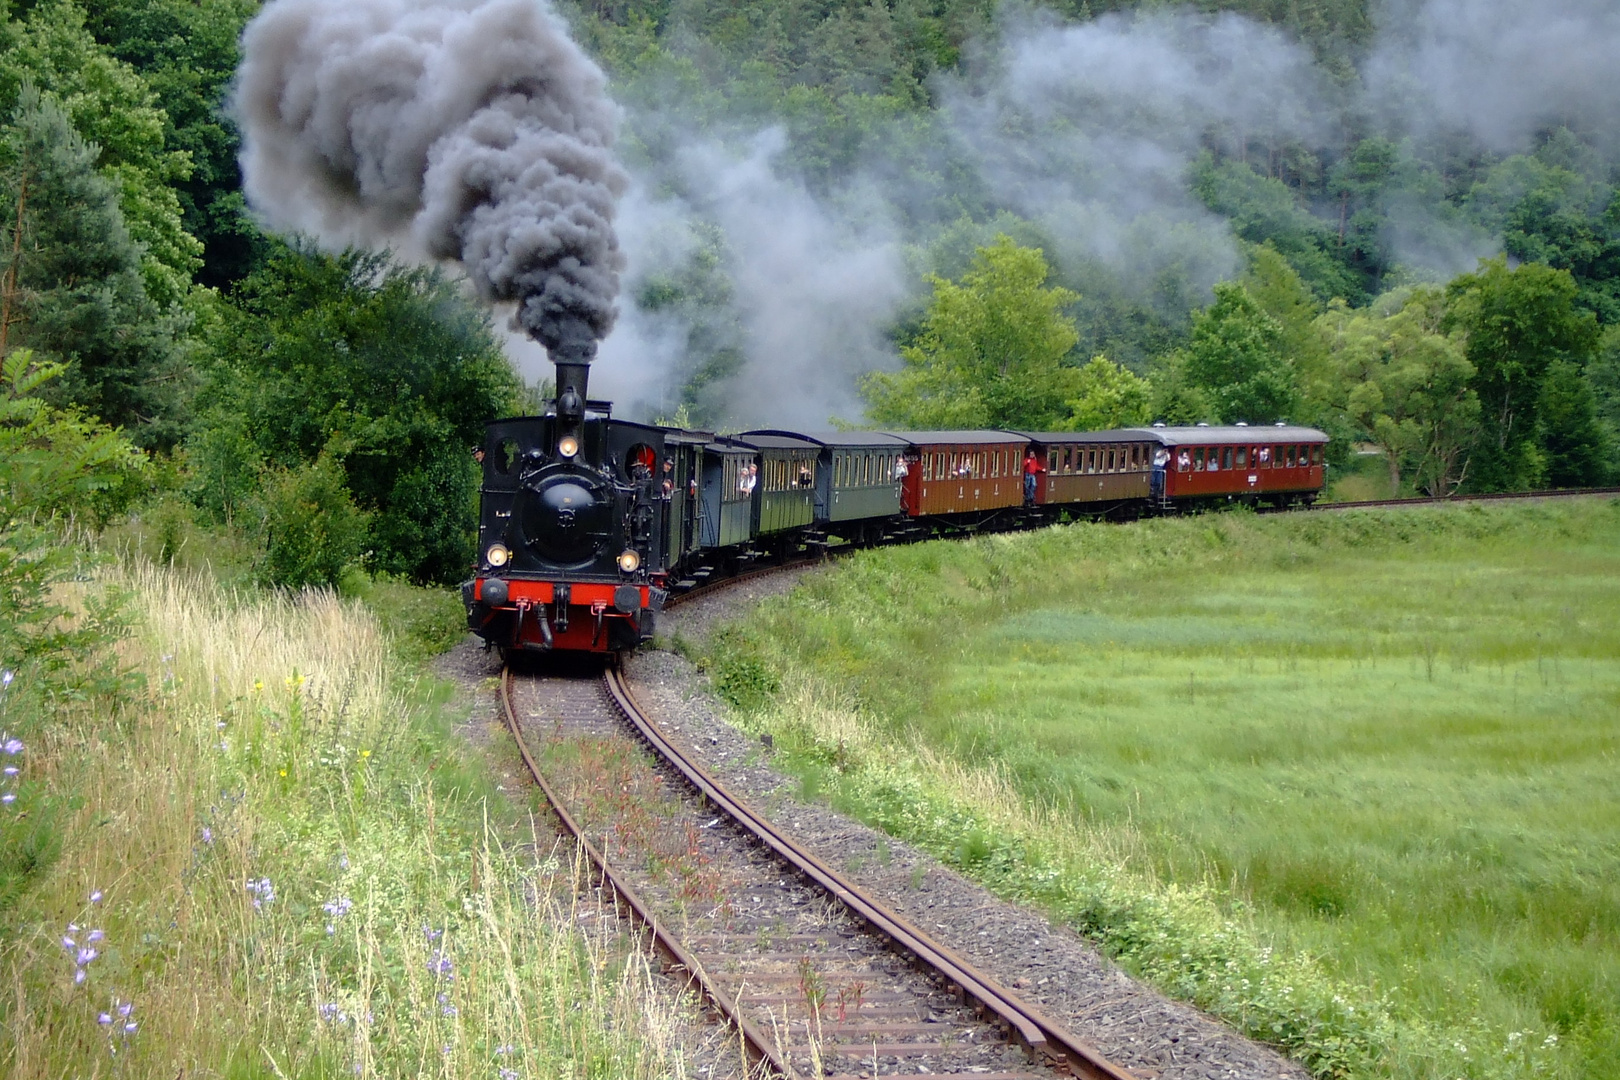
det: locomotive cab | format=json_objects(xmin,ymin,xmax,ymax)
[{"xmin": 465, "ymin": 405, "xmax": 671, "ymax": 654}]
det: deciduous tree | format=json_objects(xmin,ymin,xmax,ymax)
[
  {"xmin": 862, "ymin": 235, "xmax": 1081, "ymax": 430},
  {"xmin": 1182, "ymin": 281, "xmax": 1298, "ymax": 424}
]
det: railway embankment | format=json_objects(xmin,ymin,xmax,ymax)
[
  {"xmin": 670, "ymin": 498, "xmax": 1620, "ymax": 1080},
  {"xmin": 0, "ymin": 561, "xmax": 695, "ymax": 1078}
]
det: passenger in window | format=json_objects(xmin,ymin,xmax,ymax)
[
  {"xmin": 1258, "ymin": 446, "xmax": 1271, "ymax": 466},
  {"xmin": 662, "ymin": 458, "xmax": 675, "ymax": 499},
  {"xmin": 893, "ymin": 455, "xmax": 909, "ymax": 480},
  {"xmin": 1177, "ymin": 449, "xmax": 1191, "ymax": 470}
]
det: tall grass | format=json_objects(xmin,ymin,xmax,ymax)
[
  {"xmin": 700, "ymin": 500, "xmax": 1620, "ymax": 1080},
  {"xmin": 0, "ymin": 563, "xmax": 695, "ymax": 1079}
]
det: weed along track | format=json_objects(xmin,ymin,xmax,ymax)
[{"xmin": 500, "ymin": 663, "xmax": 1136, "ymax": 1080}]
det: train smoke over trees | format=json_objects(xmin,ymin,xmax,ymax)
[{"xmin": 234, "ymin": 0, "xmax": 628, "ymax": 359}]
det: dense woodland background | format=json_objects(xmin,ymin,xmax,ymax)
[{"xmin": 0, "ymin": 0, "xmax": 1617, "ymax": 608}]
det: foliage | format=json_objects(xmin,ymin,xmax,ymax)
[
  {"xmin": 0, "ymin": 85, "xmax": 187, "ymax": 448},
  {"xmin": 1318, "ymin": 288, "xmax": 1478, "ymax": 496},
  {"xmin": 1065, "ymin": 355, "xmax": 1152, "ymax": 431},
  {"xmin": 863, "ymin": 236, "xmax": 1081, "ymax": 430},
  {"xmin": 0, "ymin": 350, "xmax": 143, "ymax": 678},
  {"xmin": 0, "ymin": 0, "xmax": 202, "ymax": 306},
  {"xmin": 201, "ymin": 246, "xmax": 522, "ymax": 583},
  {"xmin": 1444, "ymin": 257, "xmax": 1601, "ymax": 491},
  {"xmin": 1181, "ymin": 281, "xmax": 1299, "ymax": 424},
  {"xmin": 1534, "ymin": 359, "xmax": 1609, "ymax": 487},
  {"xmin": 82, "ymin": 0, "xmax": 263, "ymax": 290},
  {"xmin": 252, "ymin": 456, "xmax": 370, "ymax": 591}
]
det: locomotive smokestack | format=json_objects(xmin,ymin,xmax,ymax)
[{"xmin": 547, "ymin": 314, "xmax": 596, "ymax": 423}]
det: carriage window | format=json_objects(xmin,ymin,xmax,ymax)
[
  {"xmin": 1311, "ymin": 445, "xmax": 1322, "ymax": 465},
  {"xmin": 1194, "ymin": 448, "xmax": 1206, "ymax": 471},
  {"xmin": 1236, "ymin": 447, "xmax": 1248, "ymax": 468},
  {"xmin": 1220, "ymin": 447, "xmax": 1232, "ymax": 470},
  {"xmin": 1287, "ymin": 446, "xmax": 1298, "ymax": 467},
  {"xmin": 863, "ymin": 455, "xmax": 872, "ymax": 485}
]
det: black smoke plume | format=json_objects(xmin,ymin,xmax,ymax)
[{"xmin": 235, "ymin": 0, "xmax": 628, "ymax": 360}]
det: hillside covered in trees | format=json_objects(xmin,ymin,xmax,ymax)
[{"xmin": 0, "ymin": 0, "xmax": 1617, "ymax": 603}]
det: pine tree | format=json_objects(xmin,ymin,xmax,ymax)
[{"xmin": 0, "ymin": 84, "xmax": 185, "ymax": 447}]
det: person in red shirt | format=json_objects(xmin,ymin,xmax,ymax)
[{"xmin": 1023, "ymin": 449, "xmax": 1043, "ymax": 504}]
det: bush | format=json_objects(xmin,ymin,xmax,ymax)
[{"xmin": 254, "ymin": 457, "xmax": 369, "ymax": 590}]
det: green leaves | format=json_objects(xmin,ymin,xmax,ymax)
[
  {"xmin": 863, "ymin": 235, "xmax": 1083, "ymax": 430},
  {"xmin": 1182, "ymin": 281, "xmax": 1299, "ymax": 424}
]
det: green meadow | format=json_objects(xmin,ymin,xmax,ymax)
[{"xmin": 699, "ymin": 500, "xmax": 1620, "ymax": 1079}]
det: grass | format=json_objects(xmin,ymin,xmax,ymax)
[
  {"xmin": 0, "ymin": 560, "xmax": 697, "ymax": 1079},
  {"xmin": 696, "ymin": 499, "xmax": 1620, "ymax": 1080}
]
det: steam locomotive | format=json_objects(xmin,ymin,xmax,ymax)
[{"xmin": 462, "ymin": 359, "xmax": 1327, "ymax": 656}]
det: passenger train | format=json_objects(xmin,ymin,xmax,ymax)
[{"xmin": 463, "ymin": 377, "xmax": 1328, "ymax": 655}]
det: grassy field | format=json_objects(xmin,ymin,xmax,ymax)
[
  {"xmin": 695, "ymin": 500, "xmax": 1620, "ymax": 1080},
  {"xmin": 0, "ymin": 561, "xmax": 693, "ymax": 1079}
]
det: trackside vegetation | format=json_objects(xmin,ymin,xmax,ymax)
[
  {"xmin": 0, "ymin": 562, "xmax": 694, "ymax": 1079},
  {"xmin": 693, "ymin": 500, "xmax": 1620, "ymax": 1080}
]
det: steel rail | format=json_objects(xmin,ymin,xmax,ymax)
[
  {"xmin": 601, "ymin": 664, "xmax": 1138, "ymax": 1080},
  {"xmin": 497, "ymin": 669, "xmax": 790, "ymax": 1077}
]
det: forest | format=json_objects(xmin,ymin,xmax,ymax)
[{"xmin": 0, "ymin": 0, "xmax": 1617, "ymax": 617}]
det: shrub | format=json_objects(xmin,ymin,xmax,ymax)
[{"xmin": 254, "ymin": 457, "xmax": 369, "ymax": 590}]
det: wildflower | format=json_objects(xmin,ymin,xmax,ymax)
[
  {"xmin": 201, "ymin": 827, "xmax": 213, "ymax": 844},
  {"xmin": 423, "ymin": 926, "xmax": 443, "ymax": 942},
  {"xmin": 499, "ymin": 1070, "xmax": 519, "ymax": 1080},
  {"xmin": 438, "ymin": 992, "xmax": 457, "ymax": 1017},
  {"xmin": 494, "ymin": 1045, "xmax": 515, "ymax": 1056},
  {"xmin": 117, "ymin": 1001, "xmax": 132, "ymax": 1018},
  {"xmin": 337, "ymin": 854, "xmax": 349, "ymax": 871},
  {"xmin": 3, "ymin": 766, "xmax": 17, "ymax": 776},
  {"xmin": 98, "ymin": 1013, "xmax": 112, "ymax": 1025},
  {"xmin": 253, "ymin": 681, "xmax": 263, "ymax": 692},
  {"xmin": 323, "ymin": 897, "xmax": 353, "ymax": 919},
  {"xmin": 2, "ymin": 739, "xmax": 21, "ymax": 755},
  {"xmin": 319, "ymin": 1003, "xmax": 349, "ymax": 1023},
  {"xmin": 89, "ymin": 890, "xmax": 103, "ymax": 904},
  {"xmin": 77, "ymin": 947, "xmax": 99, "ymax": 966},
  {"xmin": 87, "ymin": 929, "xmax": 104, "ymax": 943},
  {"xmin": 1, "ymin": 670, "xmax": 11, "ymax": 689},
  {"xmin": 124, "ymin": 1022, "xmax": 137, "ymax": 1033},
  {"xmin": 245, "ymin": 877, "xmax": 275, "ymax": 909},
  {"xmin": 2, "ymin": 794, "xmax": 16, "ymax": 805},
  {"xmin": 74, "ymin": 968, "xmax": 86, "ymax": 985},
  {"xmin": 427, "ymin": 950, "xmax": 453, "ymax": 980}
]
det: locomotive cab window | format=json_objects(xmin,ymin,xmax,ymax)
[{"xmin": 494, "ymin": 437, "xmax": 521, "ymax": 475}]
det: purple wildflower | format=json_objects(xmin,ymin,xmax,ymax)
[
  {"xmin": 1, "ymin": 670, "xmax": 12, "ymax": 689},
  {"xmin": 437, "ymin": 992, "xmax": 457, "ymax": 1017},
  {"xmin": 2, "ymin": 739, "xmax": 22, "ymax": 756},
  {"xmin": 427, "ymin": 950, "xmax": 453, "ymax": 980},
  {"xmin": 1, "ymin": 794, "xmax": 15, "ymax": 805},
  {"xmin": 318, "ymin": 1003, "xmax": 348, "ymax": 1023},
  {"xmin": 423, "ymin": 925, "xmax": 443, "ymax": 943},
  {"xmin": 76, "ymin": 947, "xmax": 99, "ymax": 966},
  {"xmin": 200, "ymin": 827, "xmax": 213, "ymax": 844},
  {"xmin": 61, "ymin": 935, "xmax": 75, "ymax": 951},
  {"xmin": 322, "ymin": 897, "xmax": 353, "ymax": 920},
  {"xmin": 74, "ymin": 968, "xmax": 86, "ymax": 985},
  {"xmin": 245, "ymin": 877, "xmax": 275, "ymax": 909},
  {"xmin": 117, "ymin": 1001, "xmax": 133, "ymax": 1019},
  {"xmin": 499, "ymin": 1070, "xmax": 519, "ymax": 1080},
  {"xmin": 89, "ymin": 890, "xmax": 103, "ymax": 904},
  {"xmin": 124, "ymin": 1022, "xmax": 137, "ymax": 1033},
  {"xmin": 3, "ymin": 767, "xmax": 17, "ymax": 777},
  {"xmin": 87, "ymin": 929, "xmax": 104, "ymax": 944},
  {"xmin": 98, "ymin": 1012, "xmax": 112, "ymax": 1025}
]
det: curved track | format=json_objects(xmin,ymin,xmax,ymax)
[{"xmin": 499, "ymin": 663, "xmax": 1136, "ymax": 1080}]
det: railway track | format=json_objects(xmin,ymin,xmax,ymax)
[{"xmin": 499, "ymin": 662, "xmax": 1136, "ymax": 1080}]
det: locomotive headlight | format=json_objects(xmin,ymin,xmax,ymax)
[
  {"xmin": 557, "ymin": 434, "xmax": 580, "ymax": 458},
  {"xmin": 617, "ymin": 548, "xmax": 641, "ymax": 573},
  {"xmin": 485, "ymin": 543, "xmax": 511, "ymax": 568}
]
